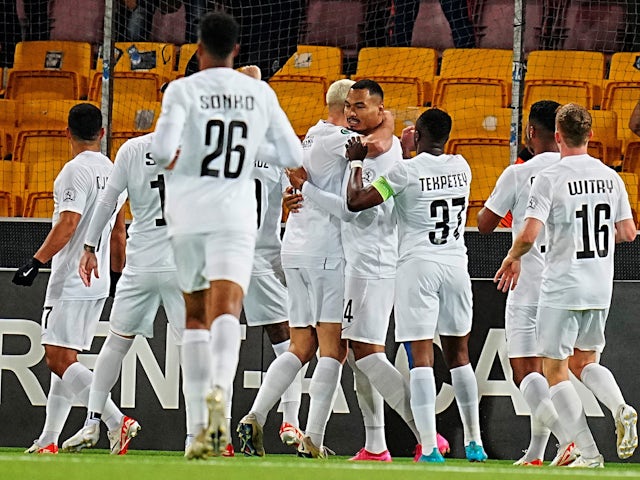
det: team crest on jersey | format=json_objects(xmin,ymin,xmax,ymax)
[
  {"xmin": 362, "ymin": 167, "xmax": 375, "ymax": 184},
  {"xmin": 63, "ymin": 188, "xmax": 76, "ymax": 202},
  {"xmin": 528, "ymin": 196, "xmax": 537, "ymax": 209},
  {"xmin": 302, "ymin": 135, "xmax": 314, "ymax": 149},
  {"xmin": 341, "ymin": 128, "xmax": 351, "ymax": 135}
]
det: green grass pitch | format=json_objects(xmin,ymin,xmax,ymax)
[{"xmin": 3, "ymin": 449, "xmax": 640, "ymax": 480}]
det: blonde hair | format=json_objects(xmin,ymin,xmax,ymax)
[
  {"xmin": 326, "ymin": 79, "xmax": 355, "ymax": 107},
  {"xmin": 556, "ymin": 103, "xmax": 591, "ymax": 148}
]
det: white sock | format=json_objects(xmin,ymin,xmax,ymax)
[
  {"xmin": 61, "ymin": 362, "xmax": 123, "ymax": 431},
  {"xmin": 181, "ymin": 329, "xmax": 212, "ymax": 434},
  {"xmin": 348, "ymin": 353, "xmax": 387, "ymax": 454},
  {"xmin": 39, "ymin": 373, "xmax": 73, "ymax": 446},
  {"xmin": 209, "ymin": 314, "xmax": 242, "ymax": 402},
  {"xmin": 356, "ymin": 352, "xmax": 420, "ymax": 442},
  {"xmin": 226, "ymin": 384, "xmax": 233, "ymax": 443},
  {"xmin": 306, "ymin": 357, "xmax": 342, "ymax": 448},
  {"xmin": 410, "ymin": 367, "xmax": 437, "ymax": 453},
  {"xmin": 550, "ymin": 380, "xmax": 600, "ymax": 458},
  {"xmin": 251, "ymin": 351, "xmax": 302, "ymax": 426},
  {"xmin": 451, "ymin": 364, "xmax": 482, "ymax": 445},
  {"xmin": 272, "ymin": 340, "xmax": 303, "ymax": 428},
  {"xmin": 519, "ymin": 372, "xmax": 561, "ymax": 450},
  {"xmin": 87, "ymin": 332, "xmax": 133, "ymax": 415},
  {"xmin": 580, "ymin": 363, "xmax": 626, "ymax": 417}
]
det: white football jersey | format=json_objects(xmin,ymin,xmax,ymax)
[
  {"xmin": 526, "ymin": 154, "xmax": 633, "ymax": 309},
  {"xmin": 484, "ymin": 151, "xmax": 559, "ymax": 306},
  {"xmin": 252, "ymin": 159, "xmax": 287, "ymax": 275},
  {"xmin": 374, "ymin": 151, "xmax": 469, "ymax": 268},
  {"xmin": 151, "ymin": 67, "xmax": 302, "ymax": 238},
  {"xmin": 109, "ymin": 133, "xmax": 176, "ymax": 272},
  {"xmin": 341, "ymin": 137, "xmax": 401, "ymax": 279},
  {"xmin": 46, "ymin": 151, "xmax": 114, "ymax": 302},
  {"xmin": 281, "ymin": 120, "xmax": 354, "ymax": 269}
]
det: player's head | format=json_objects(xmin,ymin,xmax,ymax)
[
  {"xmin": 326, "ymin": 79, "xmax": 355, "ymax": 112},
  {"xmin": 345, "ymin": 79, "xmax": 384, "ymax": 134},
  {"xmin": 197, "ymin": 12, "xmax": 240, "ymax": 63},
  {"xmin": 67, "ymin": 103, "xmax": 103, "ymax": 143},
  {"xmin": 414, "ymin": 108, "xmax": 452, "ymax": 153},
  {"xmin": 526, "ymin": 100, "xmax": 560, "ymax": 154},
  {"xmin": 555, "ymin": 103, "xmax": 592, "ymax": 148}
]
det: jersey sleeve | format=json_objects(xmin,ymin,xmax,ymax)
[
  {"xmin": 615, "ymin": 174, "xmax": 634, "ymax": 222},
  {"xmin": 483, "ymin": 166, "xmax": 516, "ymax": 217},
  {"xmin": 151, "ymin": 81, "xmax": 187, "ymax": 168},
  {"xmin": 372, "ymin": 161, "xmax": 409, "ymax": 201},
  {"xmin": 525, "ymin": 172, "xmax": 552, "ymax": 224},
  {"xmin": 263, "ymin": 85, "xmax": 303, "ymax": 168},
  {"xmin": 325, "ymin": 127, "xmax": 356, "ymax": 159},
  {"xmin": 56, "ymin": 164, "xmax": 90, "ymax": 215}
]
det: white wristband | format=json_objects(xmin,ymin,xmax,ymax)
[{"xmin": 349, "ymin": 160, "xmax": 363, "ymax": 169}]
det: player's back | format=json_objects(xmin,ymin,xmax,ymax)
[
  {"xmin": 113, "ymin": 133, "xmax": 175, "ymax": 272},
  {"xmin": 282, "ymin": 120, "xmax": 351, "ymax": 267},
  {"xmin": 532, "ymin": 154, "xmax": 631, "ymax": 308},
  {"xmin": 160, "ymin": 68, "xmax": 300, "ymax": 236},
  {"xmin": 390, "ymin": 151, "xmax": 470, "ymax": 266},
  {"xmin": 253, "ymin": 159, "xmax": 286, "ymax": 274},
  {"xmin": 341, "ymin": 136, "xmax": 401, "ymax": 278},
  {"xmin": 47, "ymin": 151, "xmax": 114, "ymax": 301}
]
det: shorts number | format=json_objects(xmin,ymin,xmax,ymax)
[
  {"xmin": 150, "ymin": 174, "xmax": 166, "ymax": 226},
  {"xmin": 343, "ymin": 299, "xmax": 354, "ymax": 323},
  {"xmin": 201, "ymin": 119, "xmax": 248, "ymax": 178},
  {"xmin": 576, "ymin": 203, "xmax": 610, "ymax": 259},
  {"xmin": 42, "ymin": 306, "xmax": 53, "ymax": 329}
]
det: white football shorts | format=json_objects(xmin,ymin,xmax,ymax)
[
  {"xmin": 505, "ymin": 303, "xmax": 539, "ymax": 358},
  {"xmin": 41, "ymin": 298, "xmax": 106, "ymax": 351},
  {"xmin": 285, "ymin": 262, "xmax": 344, "ymax": 328},
  {"xmin": 170, "ymin": 230, "xmax": 256, "ymax": 295},
  {"xmin": 536, "ymin": 306, "xmax": 608, "ymax": 360},
  {"xmin": 110, "ymin": 268, "xmax": 185, "ymax": 340},
  {"xmin": 243, "ymin": 272, "xmax": 289, "ymax": 326},
  {"xmin": 341, "ymin": 276, "xmax": 394, "ymax": 345},
  {"xmin": 394, "ymin": 258, "xmax": 472, "ymax": 342}
]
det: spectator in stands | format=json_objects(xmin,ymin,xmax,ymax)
[
  {"xmin": 0, "ymin": 0, "xmax": 21, "ymax": 67},
  {"xmin": 629, "ymin": 100, "xmax": 640, "ymax": 138}
]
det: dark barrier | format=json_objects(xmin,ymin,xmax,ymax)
[{"xmin": 1, "ymin": 270, "xmax": 638, "ymax": 462}]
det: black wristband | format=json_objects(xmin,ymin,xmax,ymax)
[
  {"xmin": 31, "ymin": 257, "xmax": 44, "ymax": 268},
  {"xmin": 83, "ymin": 244, "xmax": 96, "ymax": 253}
]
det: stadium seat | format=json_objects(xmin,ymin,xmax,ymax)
[
  {"xmin": 88, "ymin": 71, "xmax": 162, "ymax": 102},
  {"xmin": 274, "ymin": 45, "xmax": 344, "ymax": 85},
  {"xmin": 110, "ymin": 132, "xmax": 145, "ymax": 159},
  {"xmin": 17, "ymin": 100, "xmax": 99, "ymax": 131},
  {"xmin": 174, "ymin": 43, "xmax": 198, "ymax": 79},
  {"xmin": 111, "ymin": 100, "xmax": 162, "ymax": 134},
  {"xmin": 0, "ymin": 100, "xmax": 18, "ymax": 157},
  {"xmin": 466, "ymin": 162, "xmax": 507, "ymax": 227},
  {"xmin": 0, "ymin": 161, "xmax": 26, "ymax": 217},
  {"xmin": 23, "ymin": 159, "xmax": 68, "ymax": 218},
  {"xmin": 12, "ymin": 130, "xmax": 71, "ymax": 190},
  {"xmin": 352, "ymin": 47, "xmax": 438, "ymax": 108},
  {"xmin": 6, "ymin": 41, "xmax": 93, "ymax": 100},
  {"xmin": 523, "ymin": 50, "xmax": 605, "ymax": 110},
  {"xmin": 389, "ymin": 107, "xmax": 427, "ymax": 138},
  {"xmin": 277, "ymin": 92, "xmax": 328, "ymax": 139},
  {"xmin": 112, "ymin": 42, "xmax": 176, "ymax": 83},
  {"xmin": 432, "ymin": 49, "xmax": 513, "ymax": 110},
  {"xmin": 618, "ymin": 171, "xmax": 639, "ymax": 226},
  {"xmin": 587, "ymin": 110, "xmax": 621, "ymax": 167},
  {"xmin": 447, "ymin": 103, "xmax": 513, "ymax": 141}
]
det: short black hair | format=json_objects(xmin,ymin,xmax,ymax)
[
  {"xmin": 198, "ymin": 11, "xmax": 240, "ymax": 59},
  {"xmin": 529, "ymin": 100, "xmax": 561, "ymax": 134},
  {"xmin": 350, "ymin": 79, "xmax": 384, "ymax": 101},
  {"xmin": 68, "ymin": 103, "xmax": 102, "ymax": 141},
  {"xmin": 416, "ymin": 108, "xmax": 452, "ymax": 143}
]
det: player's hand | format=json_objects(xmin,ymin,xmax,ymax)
[
  {"xmin": 239, "ymin": 65, "xmax": 262, "ymax": 80},
  {"xmin": 166, "ymin": 148, "xmax": 180, "ymax": 170},
  {"xmin": 79, "ymin": 250, "xmax": 99, "ymax": 287},
  {"xmin": 283, "ymin": 186, "xmax": 303, "ymax": 213},
  {"xmin": 286, "ymin": 167, "xmax": 308, "ymax": 191},
  {"xmin": 346, "ymin": 136, "xmax": 367, "ymax": 161},
  {"xmin": 12, "ymin": 258, "xmax": 43, "ymax": 286},
  {"xmin": 110, "ymin": 270, "xmax": 122, "ymax": 298},
  {"xmin": 493, "ymin": 254, "xmax": 521, "ymax": 292},
  {"xmin": 400, "ymin": 125, "xmax": 416, "ymax": 157}
]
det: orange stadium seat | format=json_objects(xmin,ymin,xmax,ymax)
[
  {"xmin": 0, "ymin": 161, "xmax": 26, "ymax": 217},
  {"xmin": 6, "ymin": 41, "xmax": 93, "ymax": 100},
  {"xmin": 353, "ymin": 47, "xmax": 438, "ymax": 108},
  {"xmin": 274, "ymin": 45, "xmax": 344, "ymax": 85},
  {"xmin": 276, "ymin": 90, "xmax": 327, "ymax": 139},
  {"xmin": 23, "ymin": 160, "xmax": 67, "ymax": 218},
  {"xmin": 587, "ymin": 110, "xmax": 621, "ymax": 167},
  {"xmin": 111, "ymin": 100, "xmax": 161, "ymax": 134},
  {"xmin": 88, "ymin": 72, "xmax": 162, "ymax": 102},
  {"xmin": 447, "ymin": 103, "xmax": 513, "ymax": 141},
  {"xmin": 13, "ymin": 130, "xmax": 71, "ymax": 190},
  {"xmin": 389, "ymin": 106, "xmax": 427, "ymax": 138},
  {"xmin": 0, "ymin": 100, "xmax": 18, "ymax": 157},
  {"xmin": 112, "ymin": 42, "xmax": 176, "ymax": 83},
  {"xmin": 523, "ymin": 50, "xmax": 605, "ymax": 110},
  {"xmin": 174, "ymin": 43, "xmax": 198, "ymax": 79},
  {"xmin": 17, "ymin": 100, "xmax": 99, "ymax": 131},
  {"xmin": 432, "ymin": 49, "xmax": 513, "ymax": 110}
]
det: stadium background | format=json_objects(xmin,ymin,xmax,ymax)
[{"xmin": 1, "ymin": 0, "xmax": 640, "ymax": 462}]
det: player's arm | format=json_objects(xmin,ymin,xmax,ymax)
[
  {"xmin": 478, "ymin": 167, "xmax": 515, "ymax": 234},
  {"xmin": 362, "ymin": 110, "xmax": 394, "ymax": 158},
  {"xmin": 630, "ymin": 100, "xmax": 640, "ymax": 138},
  {"xmin": 477, "ymin": 207, "xmax": 503, "ymax": 234},
  {"xmin": 345, "ymin": 137, "xmax": 385, "ymax": 212},
  {"xmin": 108, "ymin": 208, "xmax": 126, "ymax": 296},
  {"xmin": 615, "ymin": 218, "xmax": 637, "ymax": 243},
  {"xmin": 151, "ymin": 83, "xmax": 187, "ymax": 168},
  {"xmin": 494, "ymin": 217, "xmax": 543, "ymax": 292}
]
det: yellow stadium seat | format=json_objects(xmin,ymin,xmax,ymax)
[
  {"xmin": 433, "ymin": 49, "xmax": 513, "ymax": 110},
  {"xmin": 275, "ymin": 45, "xmax": 343, "ymax": 83},
  {"xmin": 618, "ymin": 171, "xmax": 639, "ymax": 226},
  {"xmin": 88, "ymin": 71, "xmax": 161, "ymax": 102},
  {"xmin": 446, "ymin": 137, "xmax": 511, "ymax": 167},
  {"xmin": 587, "ymin": 110, "xmax": 621, "ymax": 167},
  {"xmin": 388, "ymin": 107, "xmax": 427, "ymax": 138},
  {"xmin": 17, "ymin": 100, "xmax": 100, "ymax": 131},
  {"xmin": 23, "ymin": 159, "xmax": 68, "ymax": 218},
  {"xmin": 110, "ymin": 132, "xmax": 145, "ymax": 159},
  {"xmin": 111, "ymin": 100, "xmax": 161, "ymax": 134},
  {"xmin": 112, "ymin": 42, "xmax": 176, "ymax": 82},
  {"xmin": 353, "ymin": 47, "xmax": 438, "ymax": 108},
  {"xmin": 523, "ymin": 50, "xmax": 605, "ymax": 110},
  {"xmin": 7, "ymin": 41, "xmax": 93, "ymax": 99},
  {"xmin": 0, "ymin": 99, "xmax": 19, "ymax": 157},
  {"xmin": 467, "ymin": 162, "xmax": 507, "ymax": 227},
  {"xmin": 0, "ymin": 161, "xmax": 26, "ymax": 217},
  {"xmin": 270, "ymin": 78, "xmax": 327, "ymax": 139},
  {"xmin": 13, "ymin": 130, "xmax": 70, "ymax": 188},
  {"xmin": 174, "ymin": 43, "xmax": 198, "ymax": 79},
  {"xmin": 446, "ymin": 102, "xmax": 513, "ymax": 141}
]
